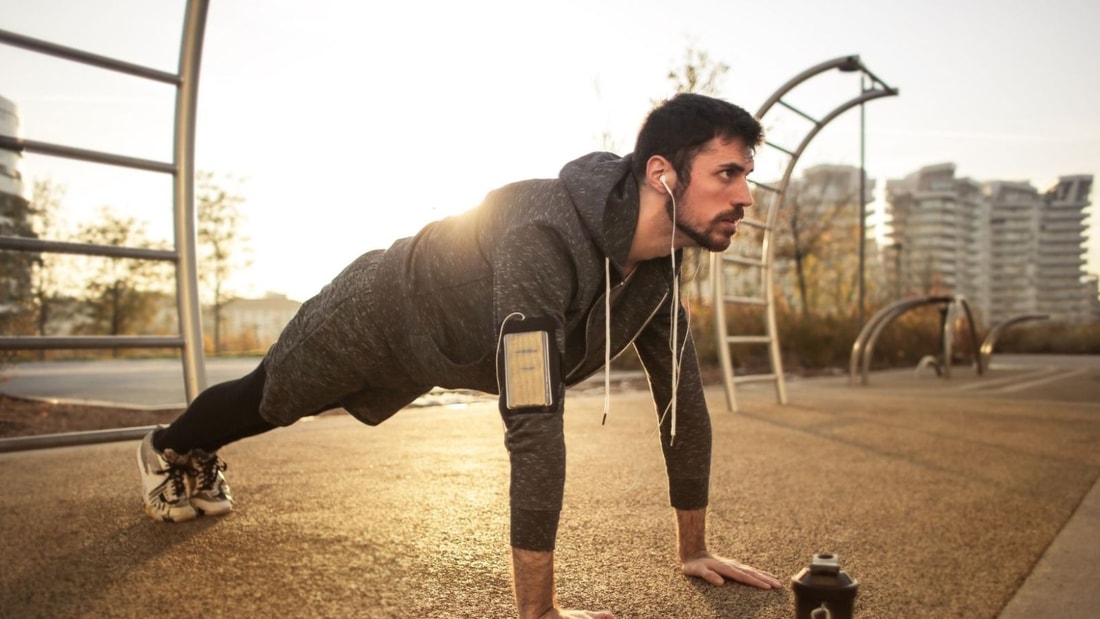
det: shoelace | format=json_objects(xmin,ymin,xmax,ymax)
[
  {"xmin": 156, "ymin": 462, "xmax": 190, "ymax": 498},
  {"xmin": 191, "ymin": 454, "xmax": 227, "ymax": 491}
]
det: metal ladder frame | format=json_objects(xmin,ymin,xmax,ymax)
[
  {"xmin": 0, "ymin": 1, "xmax": 211, "ymax": 448},
  {"xmin": 711, "ymin": 55, "xmax": 898, "ymax": 412}
]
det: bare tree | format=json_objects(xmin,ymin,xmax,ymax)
[
  {"xmin": 773, "ymin": 168, "xmax": 862, "ymax": 316},
  {"xmin": 75, "ymin": 207, "xmax": 172, "ymax": 356},
  {"xmin": 196, "ymin": 171, "xmax": 251, "ymax": 354},
  {"xmin": 0, "ymin": 181, "xmax": 37, "ymax": 336},
  {"xmin": 26, "ymin": 180, "xmax": 68, "ymax": 344},
  {"xmin": 667, "ymin": 45, "xmax": 730, "ymax": 97}
]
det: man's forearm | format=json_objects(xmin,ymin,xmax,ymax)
[
  {"xmin": 512, "ymin": 547, "xmax": 555, "ymax": 619},
  {"xmin": 675, "ymin": 507, "xmax": 708, "ymax": 562}
]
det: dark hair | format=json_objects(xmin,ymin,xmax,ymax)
[{"xmin": 631, "ymin": 93, "xmax": 763, "ymax": 183}]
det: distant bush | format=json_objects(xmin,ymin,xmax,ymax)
[
  {"xmin": 691, "ymin": 298, "xmax": 1097, "ymax": 376},
  {"xmin": 994, "ymin": 319, "xmax": 1100, "ymax": 355}
]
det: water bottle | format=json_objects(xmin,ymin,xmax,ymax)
[{"xmin": 791, "ymin": 553, "xmax": 859, "ymax": 619}]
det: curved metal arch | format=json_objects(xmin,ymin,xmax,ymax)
[
  {"xmin": 849, "ymin": 296, "xmax": 954, "ymax": 384},
  {"xmin": 711, "ymin": 55, "xmax": 898, "ymax": 411},
  {"xmin": 942, "ymin": 295, "xmax": 983, "ymax": 379},
  {"xmin": 755, "ymin": 55, "xmax": 864, "ymax": 118},
  {"xmin": 980, "ymin": 313, "xmax": 1049, "ymax": 369},
  {"xmin": 849, "ymin": 295, "xmax": 982, "ymax": 385}
]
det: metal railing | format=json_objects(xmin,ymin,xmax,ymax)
[{"xmin": 0, "ymin": 0, "xmax": 211, "ymax": 451}]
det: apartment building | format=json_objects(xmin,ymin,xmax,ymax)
[
  {"xmin": 886, "ymin": 163, "xmax": 1094, "ymax": 325},
  {"xmin": 1037, "ymin": 175, "xmax": 1093, "ymax": 320}
]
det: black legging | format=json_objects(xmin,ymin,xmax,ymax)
[{"xmin": 154, "ymin": 362, "xmax": 277, "ymax": 454}]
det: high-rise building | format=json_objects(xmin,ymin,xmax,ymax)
[
  {"xmin": 1037, "ymin": 175, "xmax": 1093, "ymax": 320},
  {"xmin": 886, "ymin": 163, "xmax": 1094, "ymax": 325},
  {"xmin": 885, "ymin": 164, "xmax": 991, "ymax": 320},
  {"xmin": 0, "ymin": 94, "xmax": 22, "ymax": 199},
  {"xmin": 987, "ymin": 180, "xmax": 1042, "ymax": 321}
]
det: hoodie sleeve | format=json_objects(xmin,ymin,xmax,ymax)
[
  {"xmin": 491, "ymin": 223, "xmax": 578, "ymax": 552},
  {"xmin": 632, "ymin": 286, "xmax": 712, "ymax": 511}
]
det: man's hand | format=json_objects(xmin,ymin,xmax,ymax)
[
  {"xmin": 681, "ymin": 550, "xmax": 783, "ymax": 589},
  {"xmin": 675, "ymin": 508, "xmax": 783, "ymax": 590}
]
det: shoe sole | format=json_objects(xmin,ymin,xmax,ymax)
[{"xmin": 191, "ymin": 501, "xmax": 233, "ymax": 517}]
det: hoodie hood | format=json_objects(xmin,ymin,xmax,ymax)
[{"xmin": 559, "ymin": 152, "xmax": 638, "ymax": 280}]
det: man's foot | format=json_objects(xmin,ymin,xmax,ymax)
[
  {"xmin": 137, "ymin": 429, "xmax": 198, "ymax": 522},
  {"xmin": 189, "ymin": 449, "xmax": 233, "ymax": 516}
]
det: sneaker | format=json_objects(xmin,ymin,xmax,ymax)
[
  {"xmin": 137, "ymin": 429, "xmax": 198, "ymax": 522},
  {"xmin": 189, "ymin": 449, "xmax": 233, "ymax": 516}
]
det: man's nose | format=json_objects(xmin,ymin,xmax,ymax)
[{"xmin": 734, "ymin": 179, "xmax": 754, "ymax": 208}]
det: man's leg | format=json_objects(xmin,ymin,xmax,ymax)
[
  {"xmin": 138, "ymin": 362, "xmax": 276, "ymax": 521},
  {"xmin": 155, "ymin": 361, "xmax": 275, "ymax": 454}
]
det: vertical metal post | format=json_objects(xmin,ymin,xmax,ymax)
[
  {"xmin": 174, "ymin": 0, "xmax": 210, "ymax": 402},
  {"xmin": 858, "ymin": 75, "xmax": 867, "ymax": 328}
]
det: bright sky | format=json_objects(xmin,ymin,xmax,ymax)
[{"xmin": 2, "ymin": 0, "xmax": 1098, "ymax": 302}]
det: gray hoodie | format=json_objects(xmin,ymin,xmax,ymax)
[{"xmin": 260, "ymin": 152, "xmax": 712, "ymax": 551}]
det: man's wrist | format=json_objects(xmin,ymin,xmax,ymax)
[
  {"xmin": 512, "ymin": 547, "xmax": 556, "ymax": 619},
  {"xmin": 675, "ymin": 507, "xmax": 708, "ymax": 562}
]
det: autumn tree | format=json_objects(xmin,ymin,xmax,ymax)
[
  {"xmin": 0, "ymin": 179, "xmax": 37, "ymax": 338},
  {"xmin": 196, "ymin": 171, "xmax": 251, "ymax": 354},
  {"xmin": 26, "ymin": 179, "xmax": 70, "ymax": 342},
  {"xmin": 74, "ymin": 207, "xmax": 172, "ymax": 355},
  {"xmin": 772, "ymin": 166, "xmax": 866, "ymax": 316}
]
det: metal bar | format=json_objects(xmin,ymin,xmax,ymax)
[
  {"xmin": 776, "ymin": 99, "xmax": 822, "ymax": 126},
  {"xmin": 0, "ymin": 335, "xmax": 185, "ymax": 351},
  {"xmin": 0, "ymin": 134, "xmax": 175, "ymax": 174},
  {"xmin": 0, "ymin": 426, "xmax": 158, "ymax": 454},
  {"xmin": 764, "ymin": 140, "xmax": 796, "ymax": 158},
  {"xmin": 750, "ymin": 179, "xmax": 781, "ymax": 193},
  {"xmin": 731, "ymin": 373, "xmax": 779, "ymax": 384},
  {"xmin": 710, "ymin": 251, "xmax": 738, "ymax": 412},
  {"xmin": 721, "ymin": 254, "xmax": 766, "ymax": 268},
  {"xmin": 724, "ymin": 295, "xmax": 768, "ymax": 306},
  {"xmin": 859, "ymin": 66, "xmax": 895, "ymax": 93},
  {"xmin": 0, "ymin": 28, "xmax": 180, "ymax": 85},
  {"xmin": 0, "ymin": 235, "xmax": 178, "ymax": 261},
  {"xmin": 980, "ymin": 314, "xmax": 1049, "ymax": 369},
  {"xmin": 173, "ymin": 0, "xmax": 211, "ymax": 403},
  {"xmin": 755, "ymin": 55, "xmax": 863, "ymax": 119},
  {"xmin": 727, "ymin": 335, "xmax": 772, "ymax": 344},
  {"xmin": 858, "ymin": 75, "xmax": 867, "ymax": 329}
]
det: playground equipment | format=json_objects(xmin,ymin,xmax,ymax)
[
  {"xmin": 0, "ymin": 1, "xmax": 212, "ymax": 450},
  {"xmin": 711, "ymin": 55, "xmax": 898, "ymax": 411}
]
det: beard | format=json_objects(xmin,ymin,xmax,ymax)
[{"xmin": 665, "ymin": 194, "xmax": 743, "ymax": 252}]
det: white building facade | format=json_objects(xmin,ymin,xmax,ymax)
[
  {"xmin": 0, "ymin": 95, "xmax": 22, "ymax": 199},
  {"xmin": 886, "ymin": 163, "xmax": 1094, "ymax": 325}
]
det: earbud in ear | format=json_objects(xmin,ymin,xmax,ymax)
[{"xmin": 659, "ymin": 174, "xmax": 670, "ymax": 194}]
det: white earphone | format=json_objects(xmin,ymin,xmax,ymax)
[{"xmin": 659, "ymin": 174, "xmax": 670, "ymax": 194}]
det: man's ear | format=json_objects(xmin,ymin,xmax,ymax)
[{"xmin": 645, "ymin": 155, "xmax": 674, "ymax": 194}]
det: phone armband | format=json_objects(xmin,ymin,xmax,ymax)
[{"xmin": 497, "ymin": 316, "xmax": 560, "ymax": 414}]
